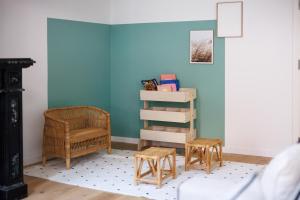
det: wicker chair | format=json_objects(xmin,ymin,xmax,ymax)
[{"xmin": 42, "ymin": 106, "xmax": 111, "ymax": 169}]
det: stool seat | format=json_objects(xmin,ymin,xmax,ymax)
[
  {"xmin": 187, "ymin": 138, "xmax": 222, "ymax": 147},
  {"xmin": 134, "ymin": 147, "xmax": 175, "ymax": 158},
  {"xmin": 185, "ymin": 138, "xmax": 223, "ymax": 174},
  {"xmin": 134, "ymin": 147, "xmax": 176, "ymax": 188}
]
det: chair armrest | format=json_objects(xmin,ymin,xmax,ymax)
[
  {"xmin": 44, "ymin": 115, "xmax": 70, "ymax": 138},
  {"xmin": 92, "ymin": 107, "xmax": 110, "ymax": 118},
  {"xmin": 87, "ymin": 107, "xmax": 111, "ymax": 131}
]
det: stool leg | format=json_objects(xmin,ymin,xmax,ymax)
[
  {"xmin": 162, "ymin": 156, "xmax": 167, "ymax": 172},
  {"xmin": 148, "ymin": 160, "xmax": 156, "ymax": 176},
  {"xmin": 189, "ymin": 147, "xmax": 194, "ymax": 168},
  {"xmin": 186, "ymin": 145, "xmax": 191, "ymax": 171},
  {"xmin": 200, "ymin": 147, "xmax": 204, "ymax": 164},
  {"xmin": 213, "ymin": 145, "xmax": 219, "ymax": 161},
  {"xmin": 197, "ymin": 147, "xmax": 202, "ymax": 165},
  {"xmin": 172, "ymin": 152, "xmax": 176, "ymax": 179},
  {"xmin": 147, "ymin": 160, "xmax": 154, "ymax": 176},
  {"xmin": 185, "ymin": 144, "xmax": 188, "ymax": 171},
  {"xmin": 206, "ymin": 146, "xmax": 211, "ymax": 174},
  {"xmin": 138, "ymin": 158, "xmax": 144, "ymax": 177},
  {"xmin": 157, "ymin": 158, "xmax": 161, "ymax": 188},
  {"xmin": 219, "ymin": 143, "xmax": 223, "ymax": 167},
  {"xmin": 152, "ymin": 160, "xmax": 157, "ymax": 173},
  {"xmin": 134, "ymin": 157, "xmax": 138, "ymax": 185}
]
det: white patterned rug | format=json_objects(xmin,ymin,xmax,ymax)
[{"xmin": 25, "ymin": 149, "xmax": 264, "ymax": 200}]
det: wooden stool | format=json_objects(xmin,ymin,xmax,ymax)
[
  {"xmin": 185, "ymin": 138, "xmax": 223, "ymax": 174},
  {"xmin": 134, "ymin": 147, "xmax": 176, "ymax": 188}
]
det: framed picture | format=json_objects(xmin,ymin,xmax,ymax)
[
  {"xmin": 217, "ymin": 1, "xmax": 243, "ymax": 37},
  {"xmin": 190, "ymin": 30, "xmax": 214, "ymax": 64}
]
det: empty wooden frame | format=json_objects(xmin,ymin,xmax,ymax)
[{"xmin": 217, "ymin": 1, "xmax": 243, "ymax": 37}]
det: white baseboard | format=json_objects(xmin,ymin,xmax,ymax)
[
  {"xmin": 23, "ymin": 137, "xmax": 275, "ymax": 166},
  {"xmin": 111, "ymin": 136, "xmax": 276, "ymax": 157},
  {"xmin": 24, "ymin": 153, "xmax": 42, "ymax": 166},
  {"xmin": 111, "ymin": 136, "xmax": 139, "ymax": 144},
  {"xmin": 223, "ymin": 146, "xmax": 276, "ymax": 157}
]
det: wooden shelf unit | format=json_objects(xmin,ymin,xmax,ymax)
[{"xmin": 139, "ymin": 88, "xmax": 197, "ymax": 150}]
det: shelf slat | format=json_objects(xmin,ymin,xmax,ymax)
[
  {"xmin": 140, "ymin": 126, "xmax": 196, "ymax": 144},
  {"xmin": 140, "ymin": 108, "xmax": 196, "ymax": 123},
  {"xmin": 139, "ymin": 87, "xmax": 197, "ymax": 149},
  {"xmin": 140, "ymin": 88, "xmax": 196, "ymax": 102}
]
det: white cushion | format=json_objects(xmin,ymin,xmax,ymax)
[
  {"xmin": 233, "ymin": 173, "xmax": 264, "ymax": 200},
  {"xmin": 178, "ymin": 175, "xmax": 238, "ymax": 200},
  {"xmin": 261, "ymin": 144, "xmax": 300, "ymax": 200},
  {"xmin": 178, "ymin": 173, "xmax": 264, "ymax": 200},
  {"xmin": 292, "ymin": 182, "xmax": 300, "ymax": 200}
]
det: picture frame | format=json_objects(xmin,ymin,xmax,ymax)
[
  {"xmin": 190, "ymin": 30, "xmax": 214, "ymax": 64},
  {"xmin": 217, "ymin": 1, "xmax": 243, "ymax": 38}
]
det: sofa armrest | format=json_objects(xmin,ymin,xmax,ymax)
[
  {"xmin": 44, "ymin": 115, "xmax": 69, "ymax": 138},
  {"xmin": 87, "ymin": 107, "xmax": 111, "ymax": 131}
]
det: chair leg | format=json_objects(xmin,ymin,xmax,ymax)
[
  {"xmin": 66, "ymin": 158, "xmax": 71, "ymax": 169},
  {"xmin": 42, "ymin": 155, "xmax": 47, "ymax": 166},
  {"xmin": 107, "ymin": 143, "xmax": 111, "ymax": 154},
  {"xmin": 107, "ymin": 146, "xmax": 112, "ymax": 154},
  {"xmin": 107, "ymin": 135, "xmax": 112, "ymax": 154},
  {"xmin": 42, "ymin": 132, "xmax": 47, "ymax": 166}
]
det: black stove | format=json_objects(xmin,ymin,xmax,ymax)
[{"xmin": 0, "ymin": 58, "xmax": 35, "ymax": 200}]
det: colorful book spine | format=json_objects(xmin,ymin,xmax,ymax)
[
  {"xmin": 160, "ymin": 79, "xmax": 180, "ymax": 91},
  {"xmin": 160, "ymin": 74, "xmax": 176, "ymax": 80}
]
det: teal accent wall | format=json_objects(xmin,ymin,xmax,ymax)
[
  {"xmin": 48, "ymin": 18, "xmax": 111, "ymax": 110},
  {"xmin": 110, "ymin": 21, "xmax": 225, "ymax": 140},
  {"xmin": 48, "ymin": 19, "xmax": 225, "ymax": 140}
]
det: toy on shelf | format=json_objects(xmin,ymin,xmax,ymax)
[
  {"xmin": 157, "ymin": 84, "xmax": 173, "ymax": 92},
  {"xmin": 141, "ymin": 79, "xmax": 158, "ymax": 91},
  {"xmin": 160, "ymin": 80, "xmax": 180, "ymax": 91},
  {"xmin": 141, "ymin": 74, "xmax": 180, "ymax": 92},
  {"xmin": 159, "ymin": 74, "xmax": 180, "ymax": 91}
]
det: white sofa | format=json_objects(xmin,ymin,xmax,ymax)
[{"xmin": 178, "ymin": 144, "xmax": 300, "ymax": 200}]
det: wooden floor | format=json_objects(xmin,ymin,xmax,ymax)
[
  {"xmin": 24, "ymin": 176, "xmax": 145, "ymax": 200},
  {"xmin": 24, "ymin": 142, "xmax": 271, "ymax": 200}
]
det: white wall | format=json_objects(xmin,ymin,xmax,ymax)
[
  {"xmin": 293, "ymin": 0, "xmax": 300, "ymax": 141},
  {"xmin": 110, "ymin": 0, "xmax": 215, "ymax": 24},
  {"xmin": 0, "ymin": 0, "xmax": 111, "ymax": 165},
  {"xmin": 225, "ymin": 0, "xmax": 294, "ymax": 156},
  {"xmin": 0, "ymin": 0, "xmax": 296, "ymax": 164},
  {"xmin": 111, "ymin": 0, "xmax": 295, "ymax": 156}
]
